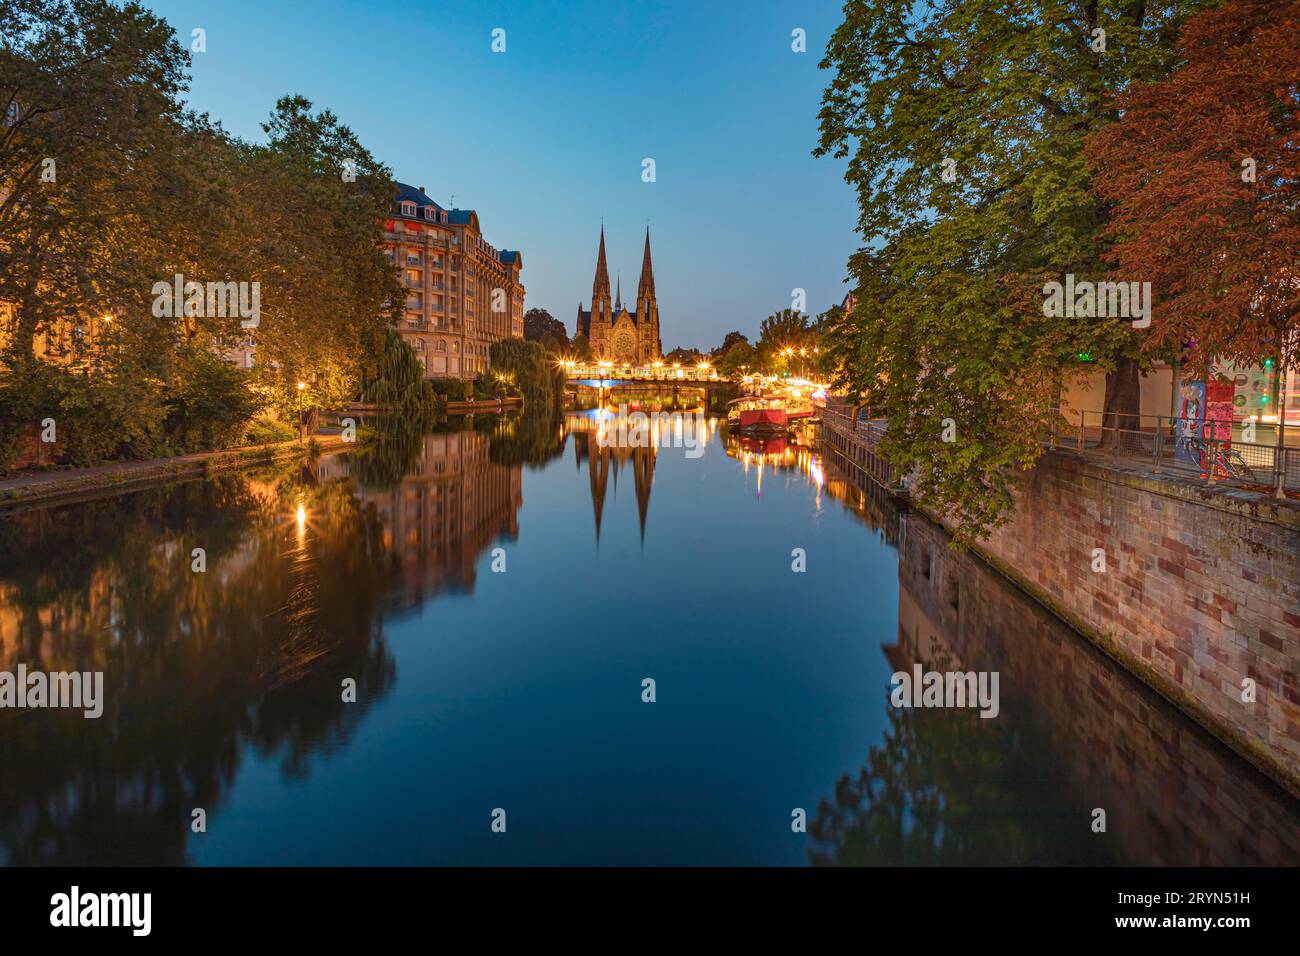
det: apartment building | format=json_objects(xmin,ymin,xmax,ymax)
[{"xmin": 384, "ymin": 183, "xmax": 525, "ymax": 380}]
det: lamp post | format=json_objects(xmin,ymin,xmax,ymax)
[{"xmin": 296, "ymin": 381, "xmax": 306, "ymax": 443}]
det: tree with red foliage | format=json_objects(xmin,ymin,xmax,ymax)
[{"xmin": 1088, "ymin": 0, "xmax": 1300, "ymax": 493}]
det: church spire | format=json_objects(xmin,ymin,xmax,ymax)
[
  {"xmin": 615, "ymin": 273, "xmax": 622, "ymax": 311},
  {"xmin": 590, "ymin": 226, "xmax": 612, "ymax": 326},
  {"xmin": 636, "ymin": 226, "xmax": 655, "ymax": 302},
  {"xmin": 593, "ymin": 226, "xmax": 611, "ymax": 300}
]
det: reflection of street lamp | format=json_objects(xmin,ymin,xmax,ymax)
[{"xmin": 296, "ymin": 381, "xmax": 306, "ymax": 443}]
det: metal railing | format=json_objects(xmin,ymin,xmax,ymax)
[
  {"xmin": 1057, "ymin": 410, "xmax": 1299, "ymax": 492},
  {"xmin": 564, "ymin": 363, "xmax": 721, "ymax": 382},
  {"xmin": 816, "ymin": 401, "xmax": 1298, "ymax": 497}
]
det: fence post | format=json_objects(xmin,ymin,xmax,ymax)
[
  {"xmin": 1206, "ymin": 438, "xmax": 1217, "ymax": 485},
  {"xmin": 1077, "ymin": 411, "xmax": 1084, "ymax": 452},
  {"xmin": 1153, "ymin": 417, "xmax": 1164, "ymax": 473}
]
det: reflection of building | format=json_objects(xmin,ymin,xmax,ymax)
[
  {"xmin": 383, "ymin": 183, "xmax": 525, "ymax": 380},
  {"xmin": 575, "ymin": 227, "xmax": 662, "ymax": 364},
  {"xmin": 567, "ymin": 418, "xmax": 656, "ymax": 542},
  {"xmin": 353, "ymin": 431, "xmax": 522, "ymax": 606}
]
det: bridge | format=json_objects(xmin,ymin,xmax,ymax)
[{"xmin": 560, "ymin": 361, "xmax": 730, "ymax": 392}]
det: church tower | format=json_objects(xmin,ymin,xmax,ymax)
[
  {"xmin": 635, "ymin": 227, "xmax": 661, "ymax": 362},
  {"xmin": 576, "ymin": 224, "xmax": 662, "ymax": 364},
  {"xmin": 592, "ymin": 226, "xmax": 612, "ymax": 329}
]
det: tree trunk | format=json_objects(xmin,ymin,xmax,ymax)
[{"xmin": 1101, "ymin": 355, "xmax": 1141, "ymax": 448}]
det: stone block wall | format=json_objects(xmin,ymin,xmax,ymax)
[{"xmin": 954, "ymin": 452, "xmax": 1300, "ymax": 792}]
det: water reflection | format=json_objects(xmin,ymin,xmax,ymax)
[
  {"xmin": 324, "ymin": 430, "xmax": 524, "ymax": 608},
  {"xmin": 809, "ymin": 443, "xmax": 1300, "ymax": 866},
  {"xmin": 0, "ymin": 417, "xmax": 1296, "ymax": 865},
  {"xmin": 0, "ymin": 471, "xmax": 397, "ymax": 864}
]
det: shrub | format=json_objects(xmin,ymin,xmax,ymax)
[
  {"xmin": 426, "ymin": 377, "xmax": 470, "ymax": 402},
  {"xmin": 244, "ymin": 414, "xmax": 297, "ymax": 446}
]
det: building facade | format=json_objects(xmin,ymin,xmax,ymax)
[
  {"xmin": 383, "ymin": 183, "xmax": 524, "ymax": 380},
  {"xmin": 575, "ymin": 227, "xmax": 662, "ymax": 364}
]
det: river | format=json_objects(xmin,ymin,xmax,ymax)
[{"xmin": 1, "ymin": 410, "xmax": 1296, "ymax": 865}]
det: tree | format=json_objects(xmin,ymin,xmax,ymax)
[
  {"xmin": 570, "ymin": 333, "xmax": 593, "ymax": 362},
  {"xmin": 0, "ymin": 0, "xmax": 193, "ymax": 368},
  {"xmin": 717, "ymin": 339, "xmax": 758, "ymax": 377},
  {"xmin": 1087, "ymin": 0, "xmax": 1300, "ymax": 494},
  {"xmin": 523, "ymin": 307, "xmax": 568, "ymax": 350},
  {"xmin": 664, "ymin": 346, "xmax": 701, "ymax": 365},
  {"xmin": 816, "ymin": 0, "xmax": 1211, "ymax": 540},
  {"xmin": 490, "ymin": 338, "xmax": 560, "ymax": 411},
  {"xmin": 713, "ymin": 330, "xmax": 748, "ymax": 358},
  {"xmin": 241, "ymin": 95, "xmax": 400, "ymax": 411}
]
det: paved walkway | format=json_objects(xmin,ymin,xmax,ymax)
[{"xmin": 0, "ymin": 434, "xmax": 347, "ymax": 504}]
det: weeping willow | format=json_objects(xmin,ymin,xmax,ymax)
[
  {"xmin": 352, "ymin": 330, "xmax": 440, "ymax": 485},
  {"xmin": 360, "ymin": 329, "xmax": 441, "ymax": 432}
]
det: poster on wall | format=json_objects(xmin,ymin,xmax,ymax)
[
  {"xmin": 1175, "ymin": 381, "xmax": 1206, "ymax": 465},
  {"xmin": 1205, "ymin": 380, "xmax": 1234, "ymax": 448}
]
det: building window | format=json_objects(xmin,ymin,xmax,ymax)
[
  {"xmin": 437, "ymin": 340, "xmax": 446, "ymax": 352},
  {"xmin": 400, "ymin": 201, "xmax": 416, "ymax": 217}
]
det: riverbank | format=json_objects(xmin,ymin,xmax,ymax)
[
  {"xmin": 818, "ymin": 411, "xmax": 1300, "ymax": 799},
  {"xmin": 0, "ymin": 435, "xmax": 348, "ymax": 511},
  {"xmin": 445, "ymin": 396, "xmax": 523, "ymax": 413}
]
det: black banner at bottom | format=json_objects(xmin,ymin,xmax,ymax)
[{"xmin": 0, "ymin": 866, "xmax": 1288, "ymax": 940}]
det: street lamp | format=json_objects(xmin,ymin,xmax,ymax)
[{"xmin": 296, "ymin": 381, "xmax": 307, "ymax": 443}]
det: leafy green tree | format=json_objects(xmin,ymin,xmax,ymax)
[
  {"xmin": 0, "ymin": 0, "xmax": 192, "ymax": 368},
  {"xmin": 570, "ymin": 333, "xmax": 593, "ymax": 362},
  {"xmin": 360, "ymin": 327, "xmax": 439, "ymax": 431},
  {"xmin": 816, "ymin": 0, "xmax": 1210, "ymax": 539},
  {"xmin": 490, "ymin": 338, "xmax": 560, "ymax": 412},
  {"xmin": 241, "ymin": 95, "xmax": 401, "ymax": 408},
  {"xmin": 713, "ymin": 330, "xmax": 748, "ymax": 357},
  {"xmin": 523, "ymin": 308, "xmax": 568, "ymax": 350},
  {"xmin": 717, "ymin": 339, "xmax": 758, "ymax": 377}
]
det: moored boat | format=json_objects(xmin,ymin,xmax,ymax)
[{"xmin": 727, "ymin": 395, "xmax": 789, "ymax": 433}]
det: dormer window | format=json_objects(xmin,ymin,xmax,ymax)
[
  {"xmin": 400, "ymin": 201, "xmax": 416, "ymax": 217},
  {"xmin": 440, "ymin": 211, "xmax": 448, "ymax": 223},
  {"xmin": 424, "ymin": 206, "xmax": 438, "ymax": 220}
]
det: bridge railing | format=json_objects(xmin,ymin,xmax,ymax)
[{"xmin": 565, "ymin": 364, "xmax": 721, "ymax": 382}]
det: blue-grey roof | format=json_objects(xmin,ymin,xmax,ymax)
[
  {"xmin": 396, "ymin": 183, "xmax": 519, "ymax": 268},
  {"xmin": 395, "ymin": 182, "xmax": 443, "ymax": 211}
]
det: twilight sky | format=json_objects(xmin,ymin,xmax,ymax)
[{"xmin": 144, "ymin": 0, "xmax": 858, "ymax": 351}]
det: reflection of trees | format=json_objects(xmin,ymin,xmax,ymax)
[
  {"xmin": 351, "ymin": 421, "xmax": 428, "ymax": 488},
  {"xmin": 478, "ymin": 409, "xmax": 565, "ymax": 467},
  {"xmin": 808, "ymin": 698, "xmax": 1118, "ymax": 866},
  {"xmin": 0, "ymin": 471, "xmax": 397, "ymax": 864}
]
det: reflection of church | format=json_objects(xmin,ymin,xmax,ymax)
[
  {"xmin": 575, "ymin": 227, "xmax": 662, "ymax": 364},
  {"xmin": 568, "ymin": 421, "xmax": 657, "ymax": 543},
  {"xmin": 352, "ymin": 431, "xmax": 522, "ymax": 607}
]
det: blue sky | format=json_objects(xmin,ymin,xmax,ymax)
[{"xmin": 144, "ymin": 0, "xmax": 858, "ymax": 350}]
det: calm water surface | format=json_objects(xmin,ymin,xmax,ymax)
[{"xmin": 2, "ymin": 411, "xmax": 1297, "ymax": 865}]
